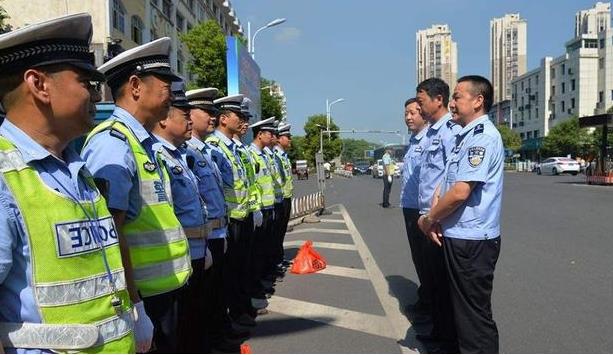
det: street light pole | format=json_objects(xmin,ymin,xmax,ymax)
[
  {"xmin": 326, "ymin": 98, "xmax": 345, "ymax": 138},
  {"xmin": 249, "ymin": 18, "xmax": 286, "ymax": 59}
]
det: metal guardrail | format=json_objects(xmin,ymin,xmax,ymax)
[
  {"xmin": 333, "ymin": 169, "xmax": 353, "ymax": 178},
  {"xmin": 290, "ymin": 191, "xmax": 325, "ymax": 220}
]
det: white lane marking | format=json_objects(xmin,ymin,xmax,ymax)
[
  {"xmin": 267, "ymin": 296, "xmax": 395, "ymax": 340},
  {"xmin": 318, "ymin": 265, "xmax": 369, "ymax": 280},
  {"xmin": 286, "ymin": 228, "xmax": 351, "ymax": 235},
  {"xmin": 283, "ymin": 240, "xmax": 357, "ymax": 251},
  {"xmin": 339, "ymin": 205, "xmax": 415, "ymax": 354},
  {"xmin": 319, "ymin": 219, "xmax": 347, "ymax": 224},
  {"xmin": 331, "ymin": 211, "xmax": 342, "ymax": 215}
]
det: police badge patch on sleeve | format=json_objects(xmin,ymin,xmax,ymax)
[{"xmin": 468, "ymin": 146, "xmax": 486, "ymax": 167}]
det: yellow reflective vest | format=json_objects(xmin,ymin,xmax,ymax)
[{"xmin": 0, "ymin": 137, "xmax": 135, "ymax": 353}]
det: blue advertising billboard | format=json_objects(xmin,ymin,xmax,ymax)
[{"xmin": 226, "ymin": 36, "xmax": 261, "ymax": 125}]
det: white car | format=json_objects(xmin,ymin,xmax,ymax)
[
  {"xmin": 537, "ymin": 157, "xmax": 580, "ymax": 176},
  {"xmin": 372, "ymin": 159, "xmax": 401, "ymax": 178}
]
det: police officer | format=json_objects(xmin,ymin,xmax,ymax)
[
  {"xmin": 205, "ymin": 95, "xmax": 255, "ymax": 328},
  {"xmin": 382, "ymin": 148, "xmax": 396, "ymax": 208},
  {"xmin": 414, "ymin": 77, "xmax": 460, "ymax": 352},
  {"xmin": 274, "ymin": 123, "xmax": 294, "ymax": 271},
  {"xmin": 399, "ymin": 98, "xmax": 431, "ymax": 318},
  {"xmin": 418, "ymin": 75, "xmax": 503, "ymax": 353},
  {"xmin": 150, "ymin": 81, "xmax": 210, "ymax": 353},
  {"xmin": 247, "ymin": 118, "xmax": 279, "ymax": 309},
  {"xmin": 82, "ymin": 38, "xmax": 192, "ymax": 353},
  {"xmin": 0, "ymin": 14, "xmax": 136, "ymax": 353},
  {"xmin": 185, "ymin": 87, "xmax": 229, "ymax": 351}
]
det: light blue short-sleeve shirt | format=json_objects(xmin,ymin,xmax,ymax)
[
  {"xmin": 440, "ymin": 115, "xmax": 504, "ymax": 240},
  {"xmin": 0, "ymin": 120, "xmax": 100, "ymax": 354},
  {"xmin": 153, "ymin": 136, "xmax": 207, "ymax": 260},
  {"xmin": 400, "ymin": 126, "xmax": 428, "ymax": 209},
  {"xmin": 185, "ymin": 136, "xmax": 227, "ymax": 240},
  {"xmin": 418, "ymin": 112, "xmax": 461, "ymax": 214},
  {"xmin": 82, "ymin": 107, "xmax": 165, "ymax": 221}
]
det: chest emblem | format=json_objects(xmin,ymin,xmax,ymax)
[{"xmin": 143, "ymin": 161, "xmax": 156, "ymax": 172}]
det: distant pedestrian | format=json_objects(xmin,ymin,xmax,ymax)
[{"xmin": 381, "ymin": 149, "xmax": 395, "ymax": 207}]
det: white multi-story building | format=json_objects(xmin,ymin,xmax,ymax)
[
  {"xmin": 490, "ymin": 13, "xmax": 527, "ymax": 103},
  {"xmin": 3, "ymin": 0, "xmax": 244, "ymax": 83},
  {"xmin": 575, "ymin": 1, "xmax": 611, "ymax": 36},
  {"xmin": 267, "ymin": 83, "xmax": 287, "ymax": 120},
  {"xmin": 416, "ymin": 24, "xmax": 458, "ymax": 87},
  {"xmin": 510, "ymin": 2, "xmax": 613, "ymax": 157}
]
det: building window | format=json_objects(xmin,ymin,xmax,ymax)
[
  {"xmin": 535, "ymin": 92, "xmax": 539, "ymax": 106},
  {"xmin": 536, "ymin": 108, "xmax": 539, "ymax": 118},
  {"xmin": 520, "ymin": 132, "xmax": 525, "ymax": 139},
  {"xmin": 561, "ymin": 100, "xmax": 565, "ymax": 112},
  {"xmin": 571, "ymin": 98, "xmax": 575, "ymax": 109},
  {"xmin": 571, "ymin": 79, "xmax": 575, "ymax": 91},
  {"xmin": 188, "ymin": 0, "xmax": 194, "ymax": 11},
  {"xmin": 600, "ymin": 38, "xmax": 606, "ymax": 48},
  {"xmin": 599, "ymin": 91, "xmax": 604, "ymax": 103},
  {"xmin": 599, "ymin": 58, "xmax": 605, "ymax": 69},
  {"xmin": 112, "ymin": 0, "xmax": 126, "ymax": 33},
  {"xmin": 611, "ymin": 90, "xmax": 613, "ymax": 101},
  {"xmin": 186, "ymin": 22, "xmax": 192, "ymax": 32},
  {"xmin": 131, "ymin": 15, "xmax": 144, "ymax": 44},
  {"xmin": 177, "ymin": 50, "xmax": 184, "ymax": 75},
  {"xmin": 551, "ymin": 85, "xmax": 555, "ymax": 95},
  {"xmin": 562, "ymin": 82, "xmax": 565, "ymax": 94},
  {"xmin": 534, "ymin": 130, "xmax": 539, "ymax": 138},
  {"xmin": 561, "ymin": 64, "xmax": 565, "ymax": 74},
  {"xmin": 550, "ymin": 67, "xmax": 555, "ymax": 79},
  {"xmin": 162, "ymin": 0, "xmax": 172, "ymax": 18},
  {"xmin": 527, "ymin": 131, "xmax": 532, "ymax": 139},
  {"xmin": 176, "ymin": 12, "xmax": 185, "ymax": 32}
]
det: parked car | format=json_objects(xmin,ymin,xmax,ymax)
[
  {"xmin": 353, "ymin": 162, "xmax": 371, "ymax": 175},
  {"xmin": 537, "ymin": 157, "xmax": 580, "ymax": 175},
  {"xmin": 295, "ymin": 160, "xmax": 308, "ymax": 180}
]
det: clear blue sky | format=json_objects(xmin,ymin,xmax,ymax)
[{"xmin": 232, "ymin": 0, "xmax": 600, "ymax": 144}]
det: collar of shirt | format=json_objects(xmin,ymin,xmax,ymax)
[
  {"xmin": 263, "ymin": 146, "xmax": 274, "ymax": 155},
  {"xmin": 153, "ymin": 134, "xmax": 178, "ymax": 153},
  {"xmin": 232, "ymin": 137, "xmax": 244, "ymax": 147},
  {"xmin": 412, "ymin": 125, "xmax": 429, "ymax": 141},
  {"xmin": 250, "ymin": 143, "xmax": 263, "ymax": 154},
  {"xmin": 213, "ymin": 129, "xmax": 234, "ymax": 147},
  {"xmin": 0, "ymin": 119, "xmax": 86, "ymax": 176},
  {"xmin": 187, "ymin": 136, "xmax": 206, "ymax": 151},
  {"xmin": 457, "ymin": 114, "xmax": 490, "ymax": 137},
  {"xmin": 112, "ymin": 106, "xmax": 152, "ymax": 144},
  {"xmin": 274, "ymin": 145, "xmax": 286, "ymax": 155},
  {"xmin": 430, "ymin": 111, "xmax": 453, "ymax": 131}
]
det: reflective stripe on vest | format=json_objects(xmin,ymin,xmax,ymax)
[
  {"xmin": 265, "ymin": 150, "xmax": 284, "ymax": 201},
  {"xmin": 0, "ymin": 137, "xmax": 135, "ymax": 353},
  {"xmin": 248, "ymin": 148, "xmax": 275, "ymax": 207},
  {"xmin": 276, "ymin": 149, "xmax": 294, "ymax": 198},
  {"xmin": 205, "ymin": 135, "xmax": 249, "ymax": 220},
  {"xmin": 85, "ymin": 120, "xmax": 191, "ymax": 297}
]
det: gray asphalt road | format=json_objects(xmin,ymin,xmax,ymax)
[{"xmin": 250, "ymin": 172, "xmax": 613, "ymax": 353}]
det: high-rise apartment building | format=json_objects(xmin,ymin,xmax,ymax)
[
  {"xmin": 575, "ymin": 1, "xmax": 611, "ymax": 37},
  {"xmin": 490, "ymin": 13, "xmax": 527, "ymax": 103},
  {"xmin": 416, "ymin": 24, "xmax": 458, "ymax": 87}
]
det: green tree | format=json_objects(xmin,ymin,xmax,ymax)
[
  {"xmin": 261, "ymin": 78, "xmax": 283, "ymax": 119},
  {"xmin": 302, "ymin": 114, "xmax": 342, "ymax": 164},
  {"xmin": 542, "ymin": 116, "xmax": 597, "ymax": 157},
  {"xmin": 496, "ymin": 124, "xmax": 522, "ymax": 152},
  {"xmin": 287, "ymin": 136, "xmax": 305, "ymax": 162},
  {"xmin": 341, "ymin": 138, "xmax": 377, "ymax": 162},
  {"xmin": 0, "ymin": 5, "xmax": 12, "ymax": 34},
  {"xmin": 180, "ymin": 20, "xmax": 227, "ymax": 93}
]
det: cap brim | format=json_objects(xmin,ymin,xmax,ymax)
[
  {"xmin": 67, "ymin": 61, "xmax": 106, "ymax": 82},
  {"xmin": 172, "ymin": 101, "xmax": 195, "ymax": 109},
  {"xmin": 148, "ymin": 68, "xmax": 182, "ymax": 82}
]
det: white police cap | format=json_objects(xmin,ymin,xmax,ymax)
[
  {"xmin": 170, "ymin": 80, "xmax": 193, "ymax": 109},
  {"xmin": 0, "ymin": 13, "xmax": 103, "ymax": 80},
  {"xmin": 249, "ymin": 117, "xmax": 276, "ymax": 132},
  {"xmin": 214, "ymin": 94, "xmax": 244, "ymax": 113},
  {"xmin": 98, "ymin": 37, "xmax": 180, "ymax": 88},
  {"xmin": 277, "ymin": 123, "xmax": 292, "ymax": 136},
  {"xmin": 186, "ymin": 88, "xmax": 219, "ymax": 110}
]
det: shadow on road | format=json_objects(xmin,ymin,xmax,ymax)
[
  {"xmin": 385, "ymin": 275, "xmax": 428, "ymax": 353},
  {"xmin": 250, "ymin": 316, "xmax": 332, "ymax": 339}
]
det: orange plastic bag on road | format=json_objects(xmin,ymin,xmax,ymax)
[
  {"xmin": 290, "ymin": 240, "xmax": 327, "ymax": 274},
  {"xmin": 240, "ymin": 343, "xmax": 252, "ymax": 354}
]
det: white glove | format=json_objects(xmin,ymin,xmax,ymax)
[
  {"xmin": 387, "ymin": 175, "xmax": 392, "ymax": 183},
  {"xmin": 132, "ymin": 301, "xmax": 154, "ymax": 353},
  {"xmin": 204, "ymin": 246, "xmax": 213, "ymax": 270},
  {"xmin": 253, "ymin": 210, "xmax": 263, "ymax": 228}
]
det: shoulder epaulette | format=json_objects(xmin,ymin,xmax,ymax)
[
  {"xmin": 446, "ymin": 120, "xmax": 457, "ymax": 129},
  {"xmin": 109, "ymin": 128, "xmax": 127, "ymax": 141},
  {"xmin": 473, "ymin": 124, "xmax": 484, "ymax": 135}
]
